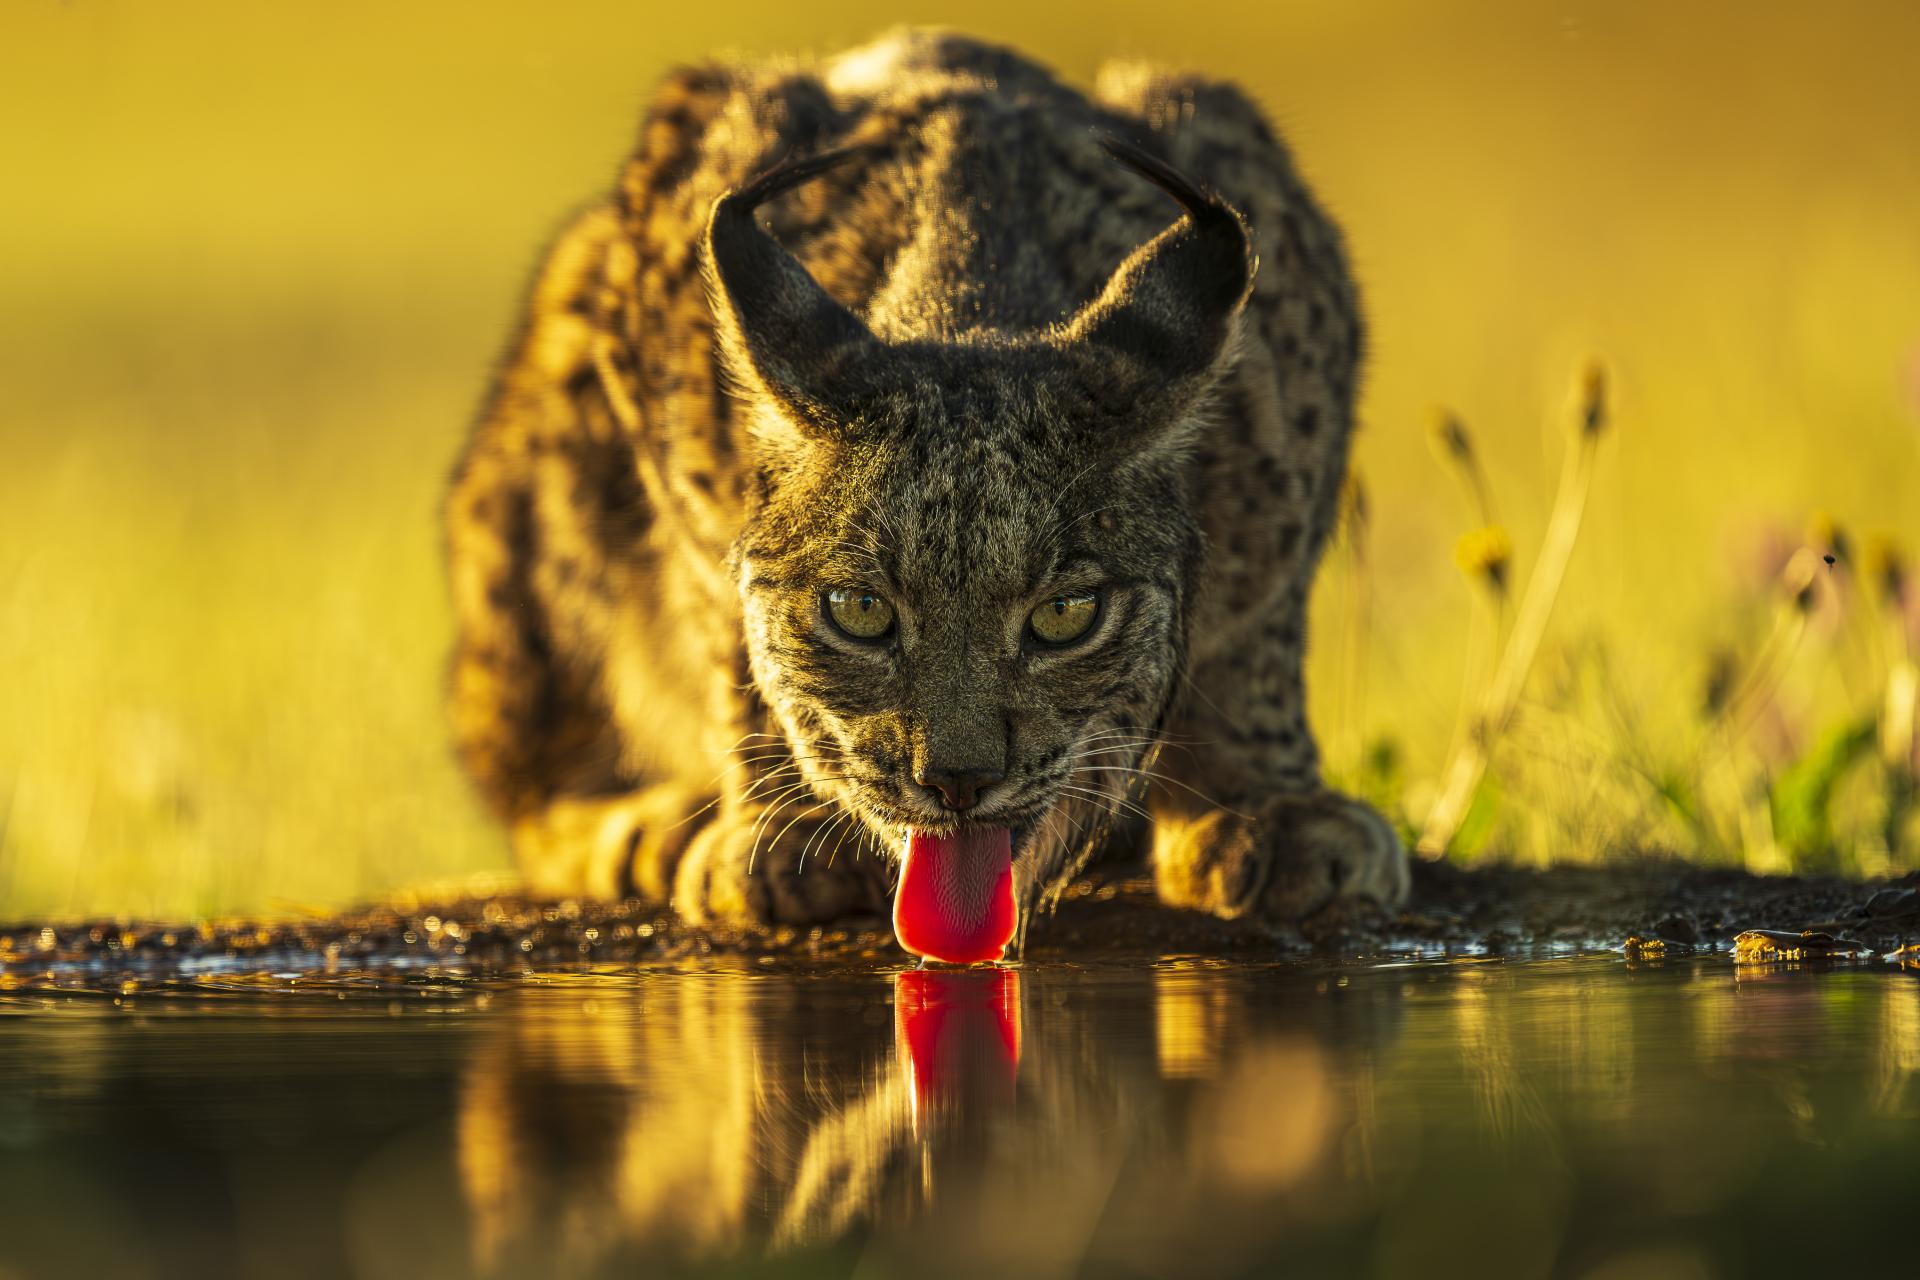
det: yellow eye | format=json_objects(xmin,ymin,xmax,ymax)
[
  {"xmin": 1028, "ymin": 592, "xmax": 1100, "ymax": 646},
  {"xmin": 824, "ymin": 588, "xmax": 895, "ymax": 641}
]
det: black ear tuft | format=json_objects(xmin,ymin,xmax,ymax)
[
  {"xmin": 714, "ymin": 145, "xmax": 868, "ymax": 217},
  {"xmin": 1096, "ymin": 133, "xmax": 1256, "ymax": 314},
  {"xmin": 1060, "ymin": 136, "xmax": 1256, "ymax": 424},
  {"xmin": 705, "ymin": 147, "xmax": 881, "ymax": 442}
]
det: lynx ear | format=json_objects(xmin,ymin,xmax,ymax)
[
  {"xmin": 1062, "ymin": 137, "xmax": 1256, "ymax": 415},
  {"xmin": 704, "ymin": 148, "xmax": 881, "ymax": 443}
]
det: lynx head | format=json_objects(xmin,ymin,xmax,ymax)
[{"xmin": 704, "ymin": 140, "xmax": 1254, "ymax": 956}]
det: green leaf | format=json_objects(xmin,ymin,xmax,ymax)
[{"xmin": 1771, "ymin": 716, "xmax": 1878, "ymax": 868}]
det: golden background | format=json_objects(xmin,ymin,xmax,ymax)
[{"xmin": 3, "ymin": 0, "xmax": 1916, "ymax": 916}]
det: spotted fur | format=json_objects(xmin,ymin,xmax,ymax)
[{"xmin": 444, "ymin": 29, "xmax": 1408, "ymax": 938}]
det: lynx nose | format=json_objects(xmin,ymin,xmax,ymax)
[{"xmin": 914, "ymin": 767, "xmax": 1004, "ymax": 812}]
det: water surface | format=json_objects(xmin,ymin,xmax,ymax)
[{"xmin": 1, "ymin": 956, "xmax": 1913, "ymax": 1277}]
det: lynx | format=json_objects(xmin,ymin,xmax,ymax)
[{"xmin": 444, "ymin": 29, "xmax": 1408, "ymax": 959}]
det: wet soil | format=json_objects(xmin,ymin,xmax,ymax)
[{"xmin": 3, "ymin": 858, "xmax": 1917, "ymax": 989}]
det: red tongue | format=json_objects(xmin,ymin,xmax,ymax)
[{"xmin": 894, "ymin": 826, "xmax": 1016, "ymax": 964}]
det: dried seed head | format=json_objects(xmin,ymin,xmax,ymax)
[
  {"xmin": 1428, "ymin": 408, "xmax": 1475, "ymax": 465},
  {"xmin": 1339, "ymin": 470, "xmax": 1370, "ymax": 545},
  {"xmin": 1576, "ymin": 360, "xmax": 1609, "ymax": 438},
  {"xmin": 1864, "ymin": 535, "xmax": 1909, "ymax": 606},
  {"xmin": 1781, "ymin": 546, "xmax": 1823, "ymax": 613},
  {"xmin": 1807, "ymin": 511, "xmax": 1853, "ymax": 567},
  {"xmin": 1701, "ymin": 648, "xmax": 1738, "ymax": 717}
]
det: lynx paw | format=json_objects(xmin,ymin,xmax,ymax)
[
  {"xmin": 1155, "ymin": 790, "xmax": 1409, "ymax": 922},
  {"xmin": 671, "ymin": 803, "xmax": 887, "ymax": 926},
  {"xmin": 511, "ymin": 784, "xmax": 712, "ymax": 901}
]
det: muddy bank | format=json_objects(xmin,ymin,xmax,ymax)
[
  {"xmin": 2, "ymin": 858, "xmax": 1917, "ymax": 992},
  {"xmin": 1042, "ymin": 857, "xmax": 1920, "ymax": 960}
]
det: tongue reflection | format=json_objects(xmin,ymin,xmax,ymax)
[{"xmin": 893, "ymin": 826, "xmax": 1016, "ymax": 965}]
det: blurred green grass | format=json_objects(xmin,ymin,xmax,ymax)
[{"xmin": 2, "ymin": 0, "xmax": 1917, "ymax": 916}]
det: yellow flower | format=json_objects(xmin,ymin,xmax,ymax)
[{"xmin": 1453, "ymin": 525, "xmax": 1512, "ymax": 594}]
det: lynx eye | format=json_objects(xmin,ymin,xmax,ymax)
[
  {"xmin": 1028, "ymin": 591, "xmax": 1100, "ymax": 646},
  {"xmin": 823, "ymin": 588, "xmax": 895, "ymax": 642}
]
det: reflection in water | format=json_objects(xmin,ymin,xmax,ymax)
[
  {"xmin": 1876, "ymin": 981, "xmax": 1920, "ymax": 1115},
  {"xmin": 1, "ymin": 960, "xmax": 1917, "ymax": 1276},
  {"xmin": 452, "ymin": 964, "xmax": 1390, "ymax": 1277},
  {"xmin": 896, "ymin": 968, "xmax": 1022, "ymax": 1119},
  {"xmin": 456, "ymin": 975, "xmax": 882, "ymax": 1269}
]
